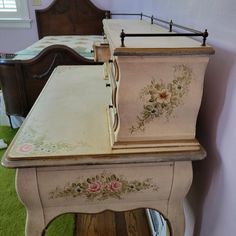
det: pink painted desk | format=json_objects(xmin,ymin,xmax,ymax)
[{"xmin": 2, "ymin": 66, "xmax": 205, "ymax": 236}]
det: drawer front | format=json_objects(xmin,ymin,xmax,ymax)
[
  {"xmin": 37, "ymin": 163, "xmax": 174, "ymax": 208},
  {"xmin": 93, "ymin": 43, "xmax": 111, "ymax": 62}
]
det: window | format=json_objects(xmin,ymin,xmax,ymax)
[
  {"xmin": 0, "ymin": 0, "xmax": 31, "ymax": 28},
  {"xmin": 0, "ymin": 0, "xmax": 17, "ymax": 17}
]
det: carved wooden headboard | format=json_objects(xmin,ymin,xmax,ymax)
[{"xmin": 35, "ymin": 0, "xmax": 110, "ymax": 39}]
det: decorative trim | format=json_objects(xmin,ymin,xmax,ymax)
[
  {"xmin": 49, "ymin": 172, "xmax": 158, "ymax": 201},
  {"xmin": 130, "ymin": 65, "xmax": 192, "ymax": 133}
]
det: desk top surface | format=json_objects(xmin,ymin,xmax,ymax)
[
  {"xmin": 2, "ymin": 66, "xmax": 205, "ymax": 168},
  {"xmin": 103, "ymin": 19, "xmax": 214, "ymax": 56}
]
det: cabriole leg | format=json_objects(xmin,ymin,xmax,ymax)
[{"xmin": 16, "ymin": 168, "xmax": 46, "ymax": 236}]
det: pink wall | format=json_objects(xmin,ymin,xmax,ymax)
[
  {"xmin": 143, "ymin": 1, "xmax": 236, "ymax": 236},
  {"xmin": 1, "ymin": 0, "xmax": 235, "ymax": 235}
]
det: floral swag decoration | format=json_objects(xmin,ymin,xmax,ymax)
[
  {"xmin": 49, "ymin": 172, "xmax": 158, "ymax": 201},
  {"xmin": 130, "ymin": 64, "xmax": 193, "ymax": 133}
]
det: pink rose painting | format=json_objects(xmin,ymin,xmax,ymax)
[
  {"xmin": 88, "ymin": 182, "xmax": 102, "ymax": 193},
  {"xmin": 50, "ymin": 172, "xmax": 158, "ymax": 201},
  {"xmin": 18, "ymin": 143, "xmax": 34, "ymax": 153},
  {"xmin": 108, "ymin": 181, "xmax": 123, "ymax": 192}
]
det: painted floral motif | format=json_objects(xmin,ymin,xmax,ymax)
[
  {"xmin": 49, "ymin": 172, "xmax": 158, "ymax": 201},
  {"xmin": 15, "ymin": 127, "xmax": 76, "ymax": 155},
  {"xmin": 130, "ymin": 65, "xmax": 192, "ymax": 133},
  {"xmin": 18, "ymin": 143, "xmax": 34, "ymax": 153}
]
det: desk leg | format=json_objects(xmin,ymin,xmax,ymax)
[
  {"xmin": 164, "ymin": 161, "xmax": 193, "ymax": 236},
  {"xmin": 16, "ymin": 168, "xmax": 46, "ymax": 236}
]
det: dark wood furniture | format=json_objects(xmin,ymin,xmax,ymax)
[
  {"xmin": 0, "ymin": 0, "xmax": 110, "ymax": 119},
  {"xmin": 0, "ymin": 45, "xmax": 101, "ymax": 118},
  {"xmin": 76, "ymin": 209, "xmax": 151, "ymax": 236},
  {"xmin": 36, "ymin": 0, "xmax": 110, "ymax": 38}
]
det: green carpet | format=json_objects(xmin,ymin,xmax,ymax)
[{"xmin": 0, "ymin": 126, "xmax": 75, "ymax": 236}]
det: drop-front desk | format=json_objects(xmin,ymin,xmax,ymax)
[{"xmin": 2, "ymin": 19, "xmax": 214, "ymax": 236}]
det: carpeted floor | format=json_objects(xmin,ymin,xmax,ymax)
[{"xmin": 0, "ymin": 126, "xmax": 75, "ymax": 236}]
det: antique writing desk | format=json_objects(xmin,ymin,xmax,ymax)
[
  {"xmin": 2, "ymin": 18, "xmax": 214, "ymax": 236},
  {"xmin": 2, "ymin": 65, "xmax": 206, "ymax": 236}
]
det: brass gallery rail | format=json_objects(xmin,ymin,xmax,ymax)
[{"xmin": 106, "ymin": 12, "xmax": 209, "ymax": 47}]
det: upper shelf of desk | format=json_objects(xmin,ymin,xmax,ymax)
[{"xmin": 103, "ymin": 19, "xmax": 215, "ymax": 56}]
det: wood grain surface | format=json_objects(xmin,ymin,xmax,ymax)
[{"xmin": 76, "ymin": 209, "xmax": 151, "ymax": 236}]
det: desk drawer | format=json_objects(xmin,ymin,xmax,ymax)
[
  {"xmin": 37, "ymin": 163, "xmax": 174, "ymax": 208},
  {"xmin": 93, "ymin": 42, "xmax": 111, "ymax": 62}
]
